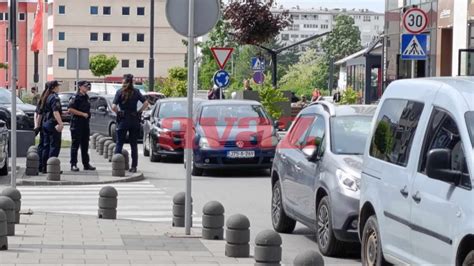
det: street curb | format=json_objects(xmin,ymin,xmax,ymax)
[{"xmin": 16, "ymin": 172, "xmax": 145, "ymax": 186}]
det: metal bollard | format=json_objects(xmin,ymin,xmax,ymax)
[
  {"xmin": 121, "ymin": 149, "xmax": 130, "ymax": 170},
  {"xmin": 0, "ymin": 196, "xmax": 15, "ymax": 236},
  {"xmin": 103, "ymin": 140, "xmax": 114, "ymax": 159},
  {"xmin": 108, "ymin": 143, "xmax": 116, "ymax": 162},
  {"xmin": 111, "ymin": 154, "xmax": 125, "ymax": 177},
  {"xmin": 46, "ymin": 157, "xmax": 61, "ymax": 181},
  {"xmin": 0, "ymin": 210, "xmax": 7, "ymax": 250},
  {"xmin": 98, "ymin": 137, "xmax": 111, "ymax": 156},
  {"xmin": 202, "ymin": 201, "xmax": 225, "ymax": 240},
  {"xmin": 293, "ymin": 250, "xmax": 324, "ymax": 266},
  {"xmin": 172, "ymin": 192, "xmax": 192, "ymax": 227},
  {"xmin": 90, "ymin": 133, "xmax": 100, "ymax": 149},
  {"xmin": 254, "ymin": 230, "xmax": 282, "ymax": 266},
  {"xmin": 98, "ymin": 186, "xmax": 118, "ymax": 219},
  {"xmin": 25, "ymin": 152, "xmax": 39, "ymax": 176},
  {"xmin": 225, "ymin": 214, "xmax": 250, "ymax": 258},
  {"xmin": 1, "ymin": 188, "xmax": 21, "ymax": 224}
]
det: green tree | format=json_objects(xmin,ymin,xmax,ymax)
[
  {"xmin": 259, "ymin": 82, "xmax": 287, "ymax": 119},
  {"xmin": 89, "ymin": 54, "xmax": 119, "ymax": 80},
  {"xmin": 0, "ymin": 63, "xmax": 7, "ymax": 70},
  {"xmin": 160, "ymin": 67, "xmax": 187, "ymax": 97},
  {"xmin": 321, "ymin": 15, "xmax": 362, "ymax": 61}
]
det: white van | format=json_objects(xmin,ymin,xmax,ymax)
[
  {"xmin": 359, "ymin": 77, "xmax": 474, "ymax": 265},
  {"xmin": 90, "ymin": 83, "xmax": 146, "ymax": 95}
]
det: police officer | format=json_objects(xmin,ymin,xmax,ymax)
[
  {"xmin": 68, "ymin": 81, "xmax": 96, "ymax": 172},
  {"xmin": 41, "ymin": 80, "xmax": 64, "ymax": 172},
  {"xmin": 112, "ymin": 74, "xmax": 149, "ymax": 173}
]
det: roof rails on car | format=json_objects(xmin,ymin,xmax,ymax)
[{"xmin": 309, "ymin": 100, "xmax": 336, "ymax": 116}]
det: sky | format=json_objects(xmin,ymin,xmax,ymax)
[{"xmin": 273, "ymin": 0, "xmax": 385, "ymax": 12}]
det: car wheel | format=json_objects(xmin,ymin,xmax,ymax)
[
  {"xmin": 271, "ymin": 180, "xmax": 296, "ymax": 233},
  {"xmin": 362, "ymin": 215, "xmax": 388, "ymax": 266},
  {"xmin": 191, "ymin": 163, "xmax": 203, "ymax": 176},
  {"xmin": 143, "ymin": 135, "xmax": 150, "ymax": 157},
  {"xmin": 0, "ymin": 156, "xmax": 8, "ymax": 176},
  {"xmin": 316, "ymin": 196, "xmax": 345, "ymax": 256},
  {"xmin": 463, "ymin": 251, "xmax": 474, "ymax": 266},
  {"xmin": 149, "ymin": 137, "xmax": 161, "ymax": 162},
  {"xmin": 110, "ymin": 123, "xmax": 117, "ymax": 143}
]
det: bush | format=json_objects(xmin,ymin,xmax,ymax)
[
  {"xmin": 340, "ymin": 87, "xmax": 358, "ymax": 104},
  {"xmin": 259, "ymin": 83, "xmax": 287, "ymax": 120}
]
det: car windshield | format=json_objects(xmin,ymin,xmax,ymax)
[
  {"xmin": 157, "ymin": 102, "xmax": 187, "ymax": 118},
  {"xmin": 199, "ymin": 104, "xmax": 271, "ymax": 126},
  {"xmin": 0, "ymin": 89, "xmax": 24, "ymax": 104},
  {"xmin": 330, "ymin": 116, "xmax": 373, "ymax": 155},
  {"xmin": 59, "ymin": 94, "xmax": 74, "ymax": 103},
  {"xmin": 466, "ymin": 112, "xmax": 474, "ymax": 148}
]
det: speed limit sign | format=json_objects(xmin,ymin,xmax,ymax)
[{"xmin": 403, "ymin": 8, "xmax": 428, "ymax": 34}]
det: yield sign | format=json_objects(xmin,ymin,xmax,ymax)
[{"xmin": 211, "ymin": 47, "xmax": 234, "ymax": 69}]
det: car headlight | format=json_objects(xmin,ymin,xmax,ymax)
[
  {"xmin": 336, "ymin": 169, "xmax": 360, "ymax": 192},
  {"xmin": 199, "ymin": 137, "xmax": 210, "ymax": 149},
  {"xmin": 7, "ymin": 108, "xmax": 25, "ymax": 116}
]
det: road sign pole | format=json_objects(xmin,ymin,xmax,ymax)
[
  {"xmin": 411, "ymin": 61, "xmax": 416, "ymax": 78},
  {"xmin": 148, "ymin": 0, "xmax": 155, "ymax": 92},
  {"xmin": 184, "ymin": 0, "xmax": 195, "ymax": 236},
  {"xmin": 76, "ymin": 48, "xmax": 80, "ymax": 90},
  {"xmin": 9, "ymin": 0, "xmax": 17, "ymax": 188}
]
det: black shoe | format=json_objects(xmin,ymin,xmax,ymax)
[
  {"xmin": 129, "ymin": 167, "xmax": 137, "ymax": 173},
  {"xmin": 84, "ymin": 164, "xmax": 96, "ymax": 171},
  {"xmin": 71, "ymin": 165, "xmax": 80, "ymax": 172}
]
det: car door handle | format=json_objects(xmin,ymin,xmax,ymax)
[
  {"xmin": 400, "ymin": 186, "xmax": 409, "ymax": 198},
  {"xmin": 280, "ymin": 153, "xmax": 287, "ymax": 160},
  {"xmin": 412, "ymin": 192, "xmax": 421, "ymax": 204},
  {"xmin": 295, "ymin": 164, "xmax": 302, "ymax": 172}
]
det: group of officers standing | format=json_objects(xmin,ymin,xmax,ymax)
[{"xmin": 34, "ymin": 74, "xmax": 149, "ymax": 174}]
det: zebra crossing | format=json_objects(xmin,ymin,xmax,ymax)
[{"xmin": 18, "ymin": 181, "xmax": 201, "ymax": 225}]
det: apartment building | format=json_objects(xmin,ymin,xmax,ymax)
[{"xmin": 272, "ymin": 6, "xmax": 384, "ymax": 49}]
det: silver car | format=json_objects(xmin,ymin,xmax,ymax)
[{"xmin": 271, "ymin": 102, "xmax": 376, "ymax": 257}]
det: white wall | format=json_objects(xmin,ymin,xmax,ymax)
[{"xmin": 452, "ymin": 0, "xmax": 469, "ymax": 76}]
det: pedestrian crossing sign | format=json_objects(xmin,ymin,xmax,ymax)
[{"xmin": 401, "ymin": 34, "xmax": 428, "ymax": 60}]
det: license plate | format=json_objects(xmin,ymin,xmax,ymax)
[{"xmin": 227, "ymin": 151, "xmax": 255, "ymax": 158}]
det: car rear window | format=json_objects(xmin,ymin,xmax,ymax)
[
  {"xmin": 199, "ymin": 105, "xmax": 271, "ymax": 126},
  {"xmin": 331, "ymin": 116, "xmax": 372, "ymax": 155},
  {"xmin": 466, "ymin": 112, "xmax": 474, "ymax": 148},
  {"xmin": 157, "ymin": 102, "xmax": 187, "ymax": 118}
]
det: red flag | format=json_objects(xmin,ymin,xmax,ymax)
[{"xmin": 30, "ymin": 0, "xmax": 43, "ymax": 51}]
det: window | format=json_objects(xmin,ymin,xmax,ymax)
[
  {"xmin": 122, "ymin": 7, "xmax": 130, "ymax": 15},
  {"xmin": 136, "ymin": 60, "xmax": 144, "ymax": 68},
  {"xmin": 0, "ymin": 13, "xmax": 3, "ymax": 21},
  {"xmin": 305, "ymin": 116, "xmax": 326, "ymax": 150},
  {"xmin": 137, "ymin": 7, "xmax": 145, "ymax": 16},
  {"xmin": 369, "ymin": 99, "xmax": 424, "ymax": 167},
  {"xmin": 281, "ymin": 34, "xmax": 289, "ymax": 41},
  {"xmin": 58, "ymin": 5, "xmax": 66, "ymax": 14},
  {"xmin": 103, "ymin": 33, "xmax": 111, "ymax": 41},
  {"xmin": 58, "ymin": 32, "xmax": 65, "ymax": 41},
  {"xmin": 4, "ymin": 13, "xmax": 8, "ymax": 21},
  {"xmin": 18, "ymin": 13, "xmax": 25, "ymax": 21},
  {"xmin": 137, "ymin": 33, "xmax": 145, "ymax": 42},
  {"xmin": 90, "ymin": 32, "xmax": 98, "ymax": 41},
  {"xmin": 103, "ymin": 6, "xmax": 111, "ymax": 15},
  {"xmin": 58, "ymin": 58, "xmax": 65, "ymax": 67},
  {"xmin": 290, "ymin": 34, "xmax": 299, "ymax": 39},
  {"xmin": 363, "ymin": 15, "xmax": 371, "ymax": 22},
  {"xmin": 122, "ymin": 33, "xmax": 130, "ymax": 42},
  {"xmin": 288, "ymin": 114, "xmax": 317, "ymax": 147},
  {"xmin": 331, "ymin": 116, "xmax": 373, "ymax": 155},
  {"xmin": 90, "ymin": 6, "xmax": 99, "ymax": 15},
  {"xmin": 122, "ymin": 59, "xmax": 129, "ymax": 68},
  {"xmin": 419, "ymin": 109, "xmax": 471, "ymax": 188},
  {"xmin": 467, "ymin": 112, "xmax": 474, "ymax": 147},
  {"xmin": 321, "ymin": 24, "xmax": 329, "ymax": 29}
]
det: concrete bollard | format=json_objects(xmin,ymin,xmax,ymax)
[
  {"xmin": 293, "ymin": 250, "xmax": 325, "ymax": 266},
  {"xmin": 225, "ymin": 214, "xmax": 250, "ymax": 258},
  {"xmin": 108, "ymin": 144, "xmax": 116, "ymax": 162},
  {"xmin": 98, "ymin": 186, "xmax": 118, "ymax": 220},
  {"xmin": 46, "ymin": 157, "xmax": 61, "ymax": 181},
  {"xmin": 172, "ymin": 192, "xmax": 192, "ymax": 227},
  {"xmin": 254, "ymin": 230, "xmax": 282, "ymax": 266},
  {"xmin": 111, "ymin": 154, "xmax": 125, "ymax": 177},
  {"xmin": 96, "ymin": 136, "xmax": 106, "ymax": 153},
  {"xmin": 90, "ymin": 133, "xmax": 100, "ymax": 149},
  {"xmin": 121, "ymin": 149, "xmax": 130, "ymax": 170},
  {"xmin": 103, "ymin": 140, "xmax": 114, "ymax": 159},
  {"xmin": 0, "ymin": 196, "xmax": 15, "ymax": 236},
  {"xmin": 25, "ymin": 152, "xmax": 40, "ymax": 176},
  {"xmin": 98, "ymin": 138, "xmax": 111, "ymax": 156},
  {"xmin": 202, "ymin": 201, "xmax": 225, "ymax": 240},
  {"xmin": 27, "ymin": 145, "xmax": 37, "ymax": 154},
  {"xmin": 0, "ymin": 210, "xmax": 7, "ymax": 250},
  {"xmin": 1, "ymin": 188, "xmax": 21, "ymax": 224}
]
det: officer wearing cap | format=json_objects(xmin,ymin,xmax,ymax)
[
  {"xmin": 112, "ymin": 74, "xmax": 149, "ymax": 173},
  {"xmin": 68, "ymin": 81, "xmax": 96, "ymax": 172},
  {"xmin": 40, "ymin": 80, "xmax": 64, "ymax": 171}
]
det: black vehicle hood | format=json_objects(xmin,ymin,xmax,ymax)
[{"xmin": 0, "ymin": 103, "xmax": 36, "ymax": 112}]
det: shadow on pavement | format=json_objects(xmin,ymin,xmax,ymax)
[{"xmin": 202, "ymin": 169, "xmax": 270, "ymax": 178}]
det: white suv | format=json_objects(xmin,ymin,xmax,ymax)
[{"xmin": 359, "ymin": 77, "xmax": 474, "ymax": 265}]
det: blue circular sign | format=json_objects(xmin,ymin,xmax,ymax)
[
  {"xmin": 253, "ymin": 71, "xmax": 265, "ymax": 85},
  {"xmin": 213, "ymin": 70, "xmax": 231, "ymax": 88}
]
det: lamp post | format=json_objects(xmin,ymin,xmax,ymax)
[{"xmin": 148, "ymin": 0, "xmax": 155, "ymax": 92}]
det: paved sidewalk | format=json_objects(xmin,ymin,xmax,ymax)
[{"xmin": 0, "ymin": 212, "xmax": 255, "ymax": 265}]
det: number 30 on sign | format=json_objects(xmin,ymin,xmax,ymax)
[{"xmin": 403, "ymin": 8, "xmax": 428, "ymax": 34}]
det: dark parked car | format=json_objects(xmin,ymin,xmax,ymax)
[
  {"xmin": 89, "ymin": 95, "xmax": 143, "ymax": 142},
  {"xmin": 58, "ymin": 92, "xmax": 76, "ymax": 122},
  {"xmin": 0, "ymin": 88, "xmax": 35, "ymax": 130},
  {"xmin": 142, "ymin": 98, "xmax": 203, "ymax": 162},
  {"xmin": 0, "ymin": 118, "xmax": 9, "ymax": 175},
  {"xmin": 0, "ymin": 106, "xmax": 34, "ymax": 130},
  {"xmin": 191, "ymin": 100, "xmax": 279, "ymax": 176}
]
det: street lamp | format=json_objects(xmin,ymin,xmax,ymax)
[{"xmin": 148, "ymin": 0, "xmax": 155, "ymax": 92}]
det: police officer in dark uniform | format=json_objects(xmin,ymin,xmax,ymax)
[
  {"xmin": 68, "ymin": 81, "xmax": 96, "ymax": 172},
  {"xmin": 41, "ymin": 80, "xmax": 64, "ymax": 171},
  {"xmin": 112, "ymin": 74, "xmax": 149, "ymax": 173}
]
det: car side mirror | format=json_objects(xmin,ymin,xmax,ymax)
[
  {"xmin": 302, "ymin": 145, "xmax": 318, "ymax": 161},
  {"xmin": 98, "ymin": 106, "xmax": 107, "ymax": 112},
  {"xmin": 426, "ymin": 149, "xmax": 462, "ymax": 185},
  {"xmin": 273, "ymin": 120, "xmax": 279, "ymax": 129}
]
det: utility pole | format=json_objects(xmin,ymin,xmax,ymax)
[{"xmin": 148, "ymin": 0, "xmax": 155, "ymax": 92}]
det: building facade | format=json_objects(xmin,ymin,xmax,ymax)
[{"xmin": 272, "ymin": 6, "xmax": 384, "ymax": 49}]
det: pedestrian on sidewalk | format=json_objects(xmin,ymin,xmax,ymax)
[
  {"xmin": 243, "ymin": 79, "xmax": 253, "ymax": 91},
  {"xmin": 31, "ymin": 86, "xmax": 40, "ymax": 106},
  {"xmin": 68, "ymin": 81, "xmax": 96, "ymax": 172},
  {"xmin": 34, "ymin": 86, "xmax": 48, "ymax": 172},
  {"xmin": 41, "ymin": 80, "xmax": 64, "ymax": 173},
  {"xmin": 112, "ymin": 74, "xmax": 149, "ymax": 173}
]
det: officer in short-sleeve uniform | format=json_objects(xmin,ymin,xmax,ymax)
[
  {"xmin": 41, "ymin": 80, "xmax": 64, "ymax": 167},
  {"xmin": 68, "ymin": 81, "xmax": 96, "ymax": 172}
]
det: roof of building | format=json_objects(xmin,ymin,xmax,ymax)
[
  {"xmin": 271, "ymin": 7, "xmax": 383, "ymax": 16},
  {"xmin": 335, "ymin": 43, "xmax": 382, "ymax": 66}
]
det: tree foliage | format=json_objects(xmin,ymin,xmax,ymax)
[
  {"xmin": 258, "ymin": 82, "xmax": 286, "ymax": 119},
  {"xmin": 340, "ymin": 86, "xmax": 358, "ymax": 104},
  {"xmin": 160, "ymin": 67, "xmax": 187, "ymax": 97},
  {"xmin": 0, "ymin": 63, "xmax": 8, "ymax": 70},
  {"xmin": 89, "ymin": 54, "xmax": 119, "ymax": 78},
  {"xmin": 321, "ymin": 15, "xmax": 362, "ymax": 61},
  {"xmin": 224, "ymin": 0, "xmax": 291, "ymax": 45}
]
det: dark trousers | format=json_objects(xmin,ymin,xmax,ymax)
[
  {"xmin": 37, "ymin": 130, "xmax": 45, "ymax": 170},
  {"xmin": 42, "ymin": 127, "xmax": 61, "ymax": 167},
  {"xmin": 115, "ymin": 124, "xmax": 139, "ymax": 168},
  {"xmin": 70, "ymin": 124, "xmax": 90, "ymax": 166}
]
